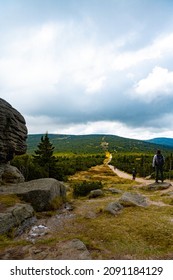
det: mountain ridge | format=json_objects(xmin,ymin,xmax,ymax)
[
  {"xmin": 26, "ymin": 134, "xmax": 173, "ymax": 154},
  {"xmin": 146, "ymin": 137, "xmax": 173, "ymax": 148}
]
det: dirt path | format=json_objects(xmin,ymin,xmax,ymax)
[
  {"xmin": 107, "ymin": 152, "xmax": 173, "ymax": 186},
  {"xmin": 108, "ymin": 164, "xmax": 154, "ymax": 184},
  {"xmin": 108, "ymin": 164, "xmax": 173, "ymax": 203},
  {"xmin": 108, "ymin": 163, "xmax": 173, "ymax": 187}
]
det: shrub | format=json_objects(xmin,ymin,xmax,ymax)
[
  {"xmin": 50, "ymin": 196, "xmax": 66, "ymax": 210},
  {"xmin": 72, "ymin": 180, "xmax": 103, "ymax": 197}
]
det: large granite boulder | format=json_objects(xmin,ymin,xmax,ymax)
[
  {"xmin": 0, "ymin": 203, "xmax": 34, "ymax": 235},
  {"xmin": 0, "ymin": 98, "xmax": 27, "ymax": 163},
  {"xmin": 0, "ymin": 178, "xmax": 66, "ymax": 212}
]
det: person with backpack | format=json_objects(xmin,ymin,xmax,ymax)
[
  {"xmin": 132, "ymin": 168, "xmax": 137, "ymax": 180},
  {"xmin": 152, "ymin": 149, "xmax": 165, "ymax": 183}
]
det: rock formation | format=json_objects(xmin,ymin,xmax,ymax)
[
  {"xmin": 0, "ymin": 98, "xmax": 67, "ymax": 235},
  {"xmin": 0, "ymin": 178, "xmax": 66, "ymax": 212},
  {"xmin": 105, "ymin": 192, "xmax": 148, "ymax": 215},
  {"xmin": 0, "ymin": 203, "xmax": 34, "ymax": 235},
  {"xmin": 0, "ymin": 98, "xmax": 27, "ymax": 163},
  {"xmin": 0, "ymin": 178, "xmax": 67, "ymax": 234},
  {"xmin": 0, "ymin": 164, "xmax": 25, "ymax": 184}
]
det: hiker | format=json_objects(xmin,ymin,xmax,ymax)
[
  {"xmin": 152, "ymin": 149, "xmax": 165, "ymax": 183},
  {"xmin": 132, "ymin": 168, "xmax": 136, "ymax": 180}
]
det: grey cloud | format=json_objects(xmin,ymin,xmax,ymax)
[{"xmin": 1, "ymin": 0, "xmax": 173, "ymax": 138}]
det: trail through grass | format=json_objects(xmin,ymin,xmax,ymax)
[{"xmin": 0, "ymin": 164, "xmax": 173, "ymax": 259}]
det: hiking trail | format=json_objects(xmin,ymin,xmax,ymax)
[{"xmin": 106, "ymin": 153, "xmax": 172, "ymax": 186}]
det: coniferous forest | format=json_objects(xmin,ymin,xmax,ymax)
[
  {"xmin": 12, "ymin": 133, "xmax": 105, "ymax": 181},
  {"xmin": 11, "ymin": 133, "xmax": 173, "ymax": 181}
]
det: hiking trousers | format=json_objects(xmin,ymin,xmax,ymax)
[{"xmin": 155, "ymin": 166, "xmax": 164, "ymax": 182}]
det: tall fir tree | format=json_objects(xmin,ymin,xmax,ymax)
[{"xmin": 33, "ymin": 132, "xmax": 57, "ymax": 177}]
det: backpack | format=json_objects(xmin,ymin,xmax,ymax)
[{"xmin": 155, "ymin": 154, "xmax": 164, "ymax": 166}]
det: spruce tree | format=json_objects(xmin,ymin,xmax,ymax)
[{"xmin": 33, "ymin": 132, "xmax": 57, "ymax": 177}]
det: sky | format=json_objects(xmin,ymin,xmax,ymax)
[{"xmin": 1, "ymin": 0, "xmax": 173, "ymax": 140}]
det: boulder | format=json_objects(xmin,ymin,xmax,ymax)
[
  {"xmin": 144, "ymin": 182, "xmax": 172, "ymax": 191},
  {"xmin": 0, "ymin": 98, "xmax": 27, "ymax": 163},
  {"xmin": 0, "ymin": 203, "xmax": 34, "ymax": 235},
  {"xmin": 105, "ymin": 201, "xmax": 123, "ymax": 215},
  {"xmin": 119, "ymin": 192, "xmax": 148, "ymax": 207},
  {"xmin": 0, "ymin": 163, "xmax": 25, "ymax": 184},
  {"xmin": 88, "ymin": 189, "xmax": 103, "ymax": 198},
  {"xmin": 55, "ymin": 239, "xmax": 91, "ymax": 260},
  {"xmin": 0, "ymin": 178, "xmax": 66, "ymax": 212}
]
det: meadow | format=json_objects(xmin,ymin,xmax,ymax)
[{"xmin": 0, "ymin": 163, "xmax": 173, "ymax": 259}]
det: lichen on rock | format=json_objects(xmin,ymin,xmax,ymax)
[{"xmin": 0, "ymin": 98, "xmax": 27, "ymax": 163}]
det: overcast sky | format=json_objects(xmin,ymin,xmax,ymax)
[{"xmin": 1, "ymin": 0, "xmax": 173, "ymax": 139}]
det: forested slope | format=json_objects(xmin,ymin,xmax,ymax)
[{"xmin": 27, "ymin": 134, "xmax": 172, "ymax": 154}]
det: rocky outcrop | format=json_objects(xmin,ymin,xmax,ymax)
[
  {"xmin": 0, "ymin": 178, "xmax": 66, "ymax": 212},
  {"xmin": 0, "ymin": 163, "xmax": 25, "ymax": 185},
  {"xmin": 0, "ymin": 203, "xmax": 34, "ymax": 235},
  {"xmin": 0, "ymin": 98, "xmax": 27, "ymax": 163}
]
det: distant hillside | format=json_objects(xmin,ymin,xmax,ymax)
[
  {"xmin": 146, "ymin": 137, "xmax": 173, "ymax": 148},
  {"xmin": 26, "ymin": 134, "xmax": 172, "ymax": 155}
]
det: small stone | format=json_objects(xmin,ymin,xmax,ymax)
[
  {"xmin": 88, "ymin": 189, "xmax": 103, "ymax": 198},
  {"xmin": 105, "ymin": 202, "xmax": 123, "ymax": 215}
]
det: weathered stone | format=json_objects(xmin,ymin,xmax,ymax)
[
  {"xmin": 89, "ymin": 189, "xmax": 103, "ymax": 198},
  {"xmin": 55, "ymin": 239, "xmax": 91, "ymax": 260},
  {"xmin": 0, "ymin": 164, "xmax": 24, "ymax": 184},
  {"xmin": 105, "ymin": 201, "xmax": 123, "ymax": 215},
  {"xmin": 0, "ymin": 178, "xmax": 66, "ymax": 212},
  {"xmin": 0, "ymin": 203, "xmax": 34, "ymax": 234},
  {"xmin": 0, "ymin": 98, "xmax": 27, "ymax": 163},
  {"xmin": 15, "ymin": 216, "xmax": 37, "ymax": 237},
  {"xmin": 119, "ymin": 192, "xmax": 148, "ymax": 207},
  {"xmin": 144, "ymin": 182, "xmax": 172, "ymax": 191},
  {"xmin": 106, "ymin": 188, "xmax": 122, "ymax": 194}
]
